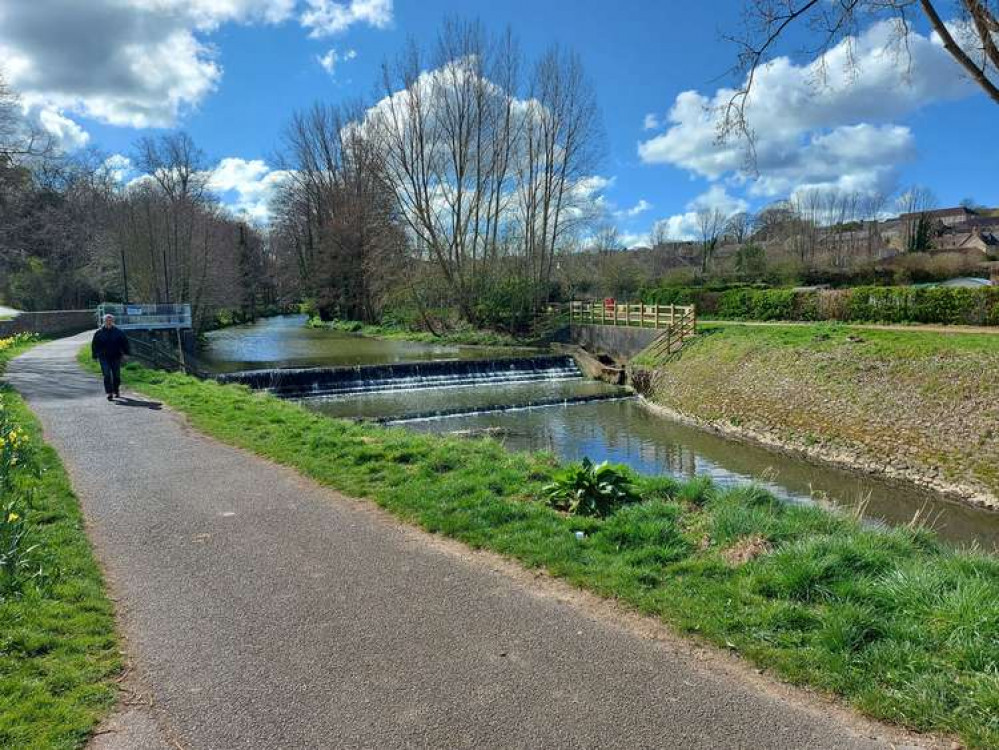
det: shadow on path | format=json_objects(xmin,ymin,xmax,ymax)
[{"xmin": 114, "ymin": 397, "xmax": 162, "ymax": 410}]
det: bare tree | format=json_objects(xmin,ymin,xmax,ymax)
[
  {"xmin": 649, "ymin": 220, "xmax": 671, "ymax": 249},
  {"xmin": 132, "ymin": 132, "xmax": 211, "ymax": 303},
  {"xmin": 369, "ymin": 21, "xmax": 603, "ymax": 322},
  {"xmin": 696, "ymin": 207, "xmax": 727, "ymax": 272},
  {"xmin": 369, "ymin": 22, "xmax": 522, "ymax": 320},
  {"xmin": 518, "ymin": 45, "xmax": 603, "ymax": 307},
  {"xmin": 726, "ymin": 1, "xmax": 999, "ymax": 152},
  {"xmin": 897, "ymin": 185, "xmax": 939, "ymax": 252},
  {"xmin": 0, "ymin": 71, "xmax": 54, "ymax": 167},
  {"xmin": 724, "ymin": 211, "xmax": 755, "ymax": 245},
  {"xmin": 592, "ymin": 223, "xmax": 623, "ymax": 252},
  {"xmin": 273, "ymin": 101, "xmax": 406, "ymax": 322}
]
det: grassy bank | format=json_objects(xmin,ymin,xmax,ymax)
[
  {"xmin": 1, "ymin": 337, "xmax": 120, "ymax": 748},
  {"xmin": 83, "ymin": 352, "xmax": 999, "ymax": 747},
  {"xmin": 635, "ymin": 322, "xmax": 999, "ymax": 508},
  {"xmin": 307, "ymin": 317, "xmax": 536, "ymax": 348}
]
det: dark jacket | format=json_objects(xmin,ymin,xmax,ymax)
[{"xmin": 92, "ymin": 326, "xmax": 131, "ymax": 361}]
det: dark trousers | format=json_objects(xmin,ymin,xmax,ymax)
[{"xmin": 99, "ymin": 357, "xmax": 122, "ymax": 395}]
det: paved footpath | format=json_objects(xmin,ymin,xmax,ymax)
[{"xmin": 7, "ymin": 335, "xmax": 929, "ymax": 750}]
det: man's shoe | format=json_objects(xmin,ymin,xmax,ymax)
[
  {"xmin": 107, "ymin": 394, "xmax": 114, "ymax": 401},
  {"xmin": 114, "ymin": 392, "xmax": 120, "ymax": 399}
]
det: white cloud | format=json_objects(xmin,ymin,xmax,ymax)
[
  {"xmin": 0, "ymin": 1, "xmax": 387, "ymax": 133},
  {"xmin": 642, "ymin": 113, "xmax": 661, "ymax": 131},
  {"xmin": 36, "ymin": 107, "xmax": 90, "ymax": 150},
  {"xmin": 617, "ymin": 198, "xmax": 652, "ymax": 218},
  {"xmin": 638, "ymin": 20, "xmax": 974, "ymax": 198},
  {"xmin": 301, "ymin": 0, "xmax": 392, "ymax": 37},
  {"xmin": 688, "ymin": 184, "xmax": 748, "ymax": 215},
  {"xmin": 207, "ymin": 157, "xmax": 291, "ymax": 222},
  {"xmin": 317, "ymin": 47, "xmax": 357, "ymax": 76},
  {"xmin": 653, "ymin": 186, "xmax": 748, "ymax": 242},
  {"xmin": 620, "ymin": 231, "xmax": 650, "ymax": 249},
  {"xmin": 103, "ymin": 154, "xmax": 134, "ymax": 183}
]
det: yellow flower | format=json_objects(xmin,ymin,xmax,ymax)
[{"xmin": 7, "ymin": 512, "xmax": 19, "ymax": 522}]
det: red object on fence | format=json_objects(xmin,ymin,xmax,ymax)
[{"xmin": 604, "ymin": 297, "xmax": 615, "ymax": 311}]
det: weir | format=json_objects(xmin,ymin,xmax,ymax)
[{"xmin": 216, "ymin": 355, "xmax": 584, "ymax": 398}]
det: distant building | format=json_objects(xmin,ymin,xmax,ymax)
[
  {"xmin": 932, "ymin": 230, "xmax": 999, "ymax": 256},
  {"xmin": 899, "ymin": 207, "xmax": 977, "ymax": 228}
]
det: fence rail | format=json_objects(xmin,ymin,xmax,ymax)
[
  {"xmin": 643, "ymin": 306, "xmax": 698, "ymax": 362},
  {"xmin": 98, "ymin": 303, "xmax": 192, "ymax": 330},
  {"xmin": 569, "ymin": 300, "xmax": 696, "ymax": 330}
]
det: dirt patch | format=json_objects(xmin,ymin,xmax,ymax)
[{"xmin": 721, "ymin": 535, "xmax": 772, "ymax": 565}]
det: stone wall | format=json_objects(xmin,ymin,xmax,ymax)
[
  {"xmin": 567, "ymin": 324, "xmax": 661, "ymax": 363},
  {"xmin": 0, "ymin": 310, "xmax": 96, "ymax": 338}
]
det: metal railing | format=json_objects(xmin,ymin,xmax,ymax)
[
  {"xmin": 98, "ymin": 303, "xmax": 192, "ymax": 330},
  {"xmin": 569, "ymin": 300, "xmax": 696, "ymax": 330},
  {"xmin": 123, "ymin": 334, "xmax": 207, "ymax": 379}
]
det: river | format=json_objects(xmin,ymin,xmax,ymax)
[
  {"xmin": 201, "ymin": 316, "xmax": 999, "ymax": 549},
  {"xmin": 199, "ymin": 315, "xmax": 540, "ymax": 373}
]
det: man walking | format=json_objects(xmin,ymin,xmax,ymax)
[{"xmin": 92, "ymin": 314, "xmax": 131, "ymax": 401}]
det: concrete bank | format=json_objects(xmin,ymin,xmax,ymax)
[{"xmin": 4, "ymin": 334, "xmax": 929, "ymax": 749}]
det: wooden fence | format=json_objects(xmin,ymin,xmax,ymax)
[{"xmin": 569, "ymin": 300, "xmax": 696, "ymax": 331}]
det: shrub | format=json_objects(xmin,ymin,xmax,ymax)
[
  {"xmin": 641, "ymin": 284, "xmax": 999, "ymax": 326},
  {"xmin": 543, "ymin": 457, "xmax": 639, "ymax": 517}
]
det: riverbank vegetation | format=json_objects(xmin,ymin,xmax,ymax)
[
  {"xmin": 90, "ymin": 354, "xmax": 999, "ymax": 748},
  {"xmin": 0, "ymin": 336, "xmax": 120, "ymax": 748},
  {"xmin": 642, "ymin": 284, "xmax": 999, "ymax": 326},
  {"xmin": 306, "ymin": 316, "xmax": 537, "ymax": 348},
  {"xmin": 635, "ymin": 322, "xmax": 999, "ymax": 508}
]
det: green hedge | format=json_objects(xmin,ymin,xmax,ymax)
[{"xmin": 643, "ymin": 285, "xmax": 999, "ymax": 326}]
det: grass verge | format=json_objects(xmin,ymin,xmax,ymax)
[
  {"xmin": 2, "ymin": 338, "xmax": 120, "ymax": 749},
  {"xmin": 635, "ymin": 322, "xmax": 999, "ymax": 501},
  {"xmin": 83, "ymin": 351, "xmax": 999, "ymax": 748}
]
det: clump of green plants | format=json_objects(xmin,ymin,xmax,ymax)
[{"xmin": 544, "ymin": 457, "xmax": 638, "ymax": 517}]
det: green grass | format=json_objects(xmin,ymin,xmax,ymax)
[
  {"xmin": 80, "ymin": 350, "xmax": 999, "ymax": 748},
  {"xmin": 1, "ymin": 340, "xmax": 121, "ymax": 749},
  {"xmin": 696, "ymin": 320, "xmax": 999, "ymax": 355}
]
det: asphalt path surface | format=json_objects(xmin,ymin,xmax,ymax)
[{"xmin": 7, "ymin": 334, "xmax": 930, "ymax": 749}]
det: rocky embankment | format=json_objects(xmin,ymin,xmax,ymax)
[{"xmin": 630, "ymin": 324, "xmax": 999, "ymax": 511}]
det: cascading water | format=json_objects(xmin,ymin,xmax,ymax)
[{"xmin": 215, "ymin": 355, "xmax": 587, "ymax": 398}]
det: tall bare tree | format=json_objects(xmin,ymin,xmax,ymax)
[
  {"xmin": 724, "ymin": 211, "xmax": 755, "ymax": 245},
  {"xmin": 273, "ymin": 102, "xmax": 406, "ymax": 321},
  {"xmin": 369, "ymin": 20, "xmax": 603, "ymax": 322},
  {"xmin": 132, "ymin": 133, "xmax": 211, "ymax": 304},
  {"xmin": 697, "ymin": 207, "xmax": 727, "ymax": 272}
]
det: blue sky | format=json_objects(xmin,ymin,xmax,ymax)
[{"xmin": 3, "ymin": 0, "xmax": 997, "ymax": 243}]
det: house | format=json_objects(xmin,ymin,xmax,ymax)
[{"xmin": 932, "ymin": 230, "xmax": 999, "ymax": 256}]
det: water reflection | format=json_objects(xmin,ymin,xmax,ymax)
[
  {"xmin": 300, "ymin": 379, "xmax": 628, "ymax": 421},
  {"xmin": 199, "ymin": 315, "xmax": 541, "ymax": 373}
]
